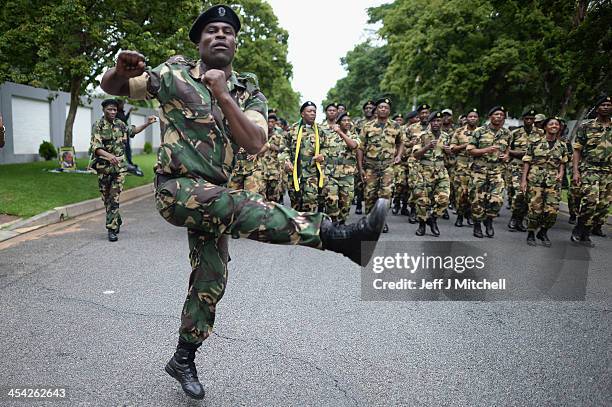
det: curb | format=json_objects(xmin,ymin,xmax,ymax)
[{"xmin": 0, "ymin": 184, "xmax": 154, "ymax": 241}]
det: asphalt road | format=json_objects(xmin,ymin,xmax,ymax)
[{"xmin": 0, "ymin": 195, "xmax": 610, "ymax": 406}]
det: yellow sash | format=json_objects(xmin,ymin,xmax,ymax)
[{"xmin": 293, "ymin": 123, "xmax": 324, "ymax": 191}]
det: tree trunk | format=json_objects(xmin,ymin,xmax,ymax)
[
  {"xmin": 559, "ymin": 85, "xmax": 573, "ymax": 117},
  {"xmin": 569, "ymin": 107, "xmax": 587, "ymax": 143},
  {"xmin": 63, "ymin": 76, "xmax": 82, "ymax": 147}
]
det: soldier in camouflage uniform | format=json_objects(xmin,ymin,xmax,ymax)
[
  {"xmin": 285, "ymin": 102, "xmax": 329, "ymax": 212},
  {"xmin": 404, "ymin": 104, "xmax": 431, "ymax": 223},
  {"xmin": 228, "ymin": 147, "xmax": 264, "ymax": 194},
  {"xmin": 440, "ymin": 109, "xmax": 456, "ymax": 219},
  {"xmin": 260, "ymin": 113, "xmax": 285, "ymax": 203},
  {"xmin": 357, "ymin": 98, "xmax": 404, "ymax": 233},
  {"xmin": 507, "ymin": 109, "xmax": 544, "ymax": 232},
  {"xmin": 353, "ymin": 100, "xmax": 376, "ymax": 215},
  {"xmin": 89, "ymin": 99, "xmax": 155, "ymax": 241},
  {"xmin": 392, "ymin": 110, "xmax": 418, "ymax": 215},
  {"xmin": 571, "ymin": 95, "xmax": 612, "ymax": 246},
  {"xmin": 322, "ymin": 112, "xmax": 360, "ymax": 223},
  {"xmin": 412, "ymin": 111, "xmax": 451, "ymax": 236},
  {"xmin": 101, "ymin": 5, "xmax": 387, "ymax": 400},
  {"xmin": 450, "ymin": 108, "xmax": 479, "ymax": 227},
  {"xmin": 466, "ymin": 106, "xmax": 511, "ymax": 238},
  {"xmin": 520, "ymin": 117, "xmax": 568, "ymax": 247}
]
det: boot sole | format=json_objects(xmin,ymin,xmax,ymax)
[
  {"xmin": 360, "ymin": 199, "xmax": 388, "ymax": 266},
  {"xmin": 165, "ymin": 363, "xmax": 205, "ymax": 400}
]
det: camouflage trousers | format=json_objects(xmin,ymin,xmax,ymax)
[
  {"xmin": 577, "ymin": 169, "xmax": 612, "ymax": 228},
  {"xmin": 322, "ymin": 174, "xmax": 354, "ymax": 223},
  {"xmin": 393, "ymin": 163, "xmax": 409, "ymax": 202},
  {"xmin": 354, "ymin": 172, "xmax": 364, "ymax": 207},
  {"xmin": 568, "ymin": 176, "xmax": 581, "ymax": 218},
  {"xmin": 504, "ymin": 163, "xmax": 513, "ymax": 199},
  {"xmin": 364, "ymin": 164, "xmax": 394, "ymax": 213},
  {"xmin": 509, "ymin": 162, "xmax": 528, "ymax": 218},
  {"xmin": 470, "ymin": 170, "xmax": 505, "ymax": 221},
  {"xmin": 453, "ymin": 163, "xmax": 471, "ymax": 216},
  {"xmin": 98, "ymin": 172, "xmax": 125, "ymax": 231},
  {"xmin": 446, "ymin": 163, "xmax": 456, "ymax": 208},
  {"xmin": 228, "ymin": 170, "xmax": 263, "ymax": 195},
  {"xmin": 526, "ymin": 183, "xmax": 561, "ymax": 230},
  {"xmin": 155, "ymin": 175, "xmax": 326, "ymax": 345},
  {"xmin": 415, "ymin": 164, "xmax": 450, "ymax": 221},
  {"xmin": 288, "ymin": 172, "xmax": 320, "ymax": 212},
  {"xmin": 407, "ymin": 161, "xmax": 421, "ymax": 206},
  {"xmin": 263, "ymin": 175, "xmax": 283, "ymax": 203}
]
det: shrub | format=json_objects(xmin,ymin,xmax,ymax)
[
  {"xmin": 143, "ymin": 141, "xmax": 153, "ymax": 154},
  {"xmin": 39, "ymin": 141, "xmax": 57, "ymax": 161}
]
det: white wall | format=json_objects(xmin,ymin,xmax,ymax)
[
  {"xmin": 66, "ymin": 105, "xmax": 93, "ymax": 152},
  {"xmin": 129, "ymin": 114, "xmax": 146, "ymax": 149},
  {"xmin": 152, "ymin": 121, "xmax": 161, "ymax": 148},
  {"xmin": 12, "ymin": 96, "xmax": 50, "ymax": 154}
]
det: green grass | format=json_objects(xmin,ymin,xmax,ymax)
[{"xmin": 0, "ymin": 154, "xmax": 157, "ymax": 218}]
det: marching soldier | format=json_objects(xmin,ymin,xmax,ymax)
[
  {"xmin": 571, "ymin": 95, "xmax": 612, "ymax": 246},
  {"xmin": 404, "ymin": 104, "xmax": 431, "ymax": 223},
  {"xmin": 89, "ymin": 99, "xmax": 155, "ymax": 241},
  {"xmin": 440, "ymin": 108, "xmax": 456, "ymax": 219},
  {"xmin": 261, "ymin": 113, "xmax": 285, "ymax": 203},
  {"xmin": 393, "ymin": 113, "xmax": 405, "ymax": 126},
  {"xmin": 450, "ymin": 108, "xmax": 479, "ymax": 227},
  {"xmin": 353, "ymin": 100, "xmax": 376, "ymax": 214},
  {"xmin": 229, "ymin": 147, "xmax": 264, "ymax": 194},
  {"xmin": 358, "ymin": 97, "xmax": 404, "ymax": 232},
  {"xmin": 467, "ymin": 106, "xmax": 511, "ymax": 238}
]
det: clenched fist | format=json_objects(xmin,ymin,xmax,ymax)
[
  {"xmin": 115, "ymin": 51, "xmax": 146, "ymax": 79},
  {"xmin": 203, "ymin": 69, "xmax": 229, "ymax": 99}
]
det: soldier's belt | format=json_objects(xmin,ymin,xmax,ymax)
[
  {"xmin": 365, "ymin": 159, "xmax": 393, "ymax": 169},
  {"xmin": 419, "ymin": 159, "xmax": 446, "ymax": 167}
]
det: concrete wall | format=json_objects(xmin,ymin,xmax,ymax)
[{"xmin": 0, "ymin": 81, "xmax": 160, "ymax": 164}]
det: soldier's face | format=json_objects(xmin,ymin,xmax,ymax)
[
  {"xmin": 442, "ymin": 114, "xmax": 452, "ymax": 125},
  {"xmin": 394, "ymin": 117, "xmax": 404, "ymax": 125},
  {"xmin": 268, "ymin": 118, "xmax": 277, "ymax": 131},
  {"xmin": 545, "ymin": 119, "xmax": 560, "ymax": 135},
  {"xmin": 103, "ymin": 105, "xmax": 117, "ymax": 121},
  {"xmin": 364, "ymin": 105, "xmax": 374, "ymax": 117},
  {"xmin": 325, "ymin": 106, "xmax": 338, "ymax": 121},
  {"xmin": 409, "ymin": 117, "xmax": 419, "ymax": 124},
  {"xmin": 466, "ymin": 112, "xmax": 479, "ymax": 127},
  {"xmin": 430, "ymin": 117, "xmax": 442, "ymax": 131},
  {"xmin": 199, "ymin": 22, "xmax": 237, "ymax": 69},
  {"xmin": 340, "ymin": 116, "xmax": 351, "ymax": 131},
  {"xmin": 337, "ymin": 106, "xmax": 346, "ymax": 114},
  {"xmin": 301, "ymin": 106, "xmax": 316, "ymax": 125},
  {"xmin": 489, "ymin": 111, "xmax": 505, "ymax": 126},
  {"xmin": 598, "ymin": 101, "xmax": 612, "ymax": 116},
  {"xmin": 377, "ymin": 103, "xmax": 391, "ymax": 118},
  {"xmin": 419, "ymin": 109, "xmax": 430, "ymax": 123},
  {"xmin": 523, "ymin": 116, "xmax": 535, "ymax": 128}
]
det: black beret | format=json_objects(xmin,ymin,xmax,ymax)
[
  {"xmin": 417, "ymin": 104, "xmax": 431, "ymax": 112},
  {"xmin": 521, "ymin": 108, "xmax": 537, "ymax": 118},
  {"xmin": 300, "ymin": 101, "xmax": 316, "ymax": 113},
  {"xmin": 101, "ymin": 99, "xmax": 119, "ymax": 108},
  {"xmin": 392, "ymin": 113, "xmax": 403, "ymax": 120},
  {"xmin": 362, "ymin": 100, "xmax": 375, "ymax": 109},
  {"xmin": 428, "ymin": 111, "xmax": 443, "ymax": 122},
  {"xmin": 325, "ymin": 102, "xmax": 338, "ymax": 111},
  {"xmin": 268, "ymin": 108, "xmax": 277, "ymax": 114},
  {"xmin": 595, "ymin": 95, "xmax": 611, "ymax": 108},
  {"xmin": 268, "ymin": 113, "xmax": 277, "ymax": 120},
  {"xmin": 406, "ymin": 110, "xmax": 418, "ymax": 119},
  {"xmin": 189, "ymin": 5, "xmax": 241, "ymax": 44},
  {"xmin": 487, "ymin": 105, "xmax": 506, "ymax": 116},
  {"xmin": 466, "ymin": 108, "xmax": 479, "ymax": 115},
  {"xmin": 337, "ymin": 103, "xmax": 347, "ymax": 109},
  {"xmin": 375, "ymin": 97, "xmax": 392, "ymax": 107},
  {"xmin": 336, "ymin": 112, "xmax": 350, "ymax": 123}
]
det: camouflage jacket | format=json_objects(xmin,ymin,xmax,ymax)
[
  {"xmin": 232, "ymin": 147, "xmax": 262, "ymax": 176},
  {"xmin": 353, "ymin": 117, "xmax": 370, "ymax": 136},
  {"xmin": 287, "ymin": 122, "xmax": 329, "ymax": 177},
  {"xmin": 324, "ymin": 130, "xmax": 360, "ymax": 177},
  {"xmin": 450, "ymin": 125, "xmax": 476, "ymax": 167},
  {"xmin": 89, "ymin": 117, "xmax": 133, "ymax": 174},
  {"xmin": 573, "ymin": 118, "xmax": 612, "ymax": 172},
  {"xmin": 510, "ymin": 126, "xmax": 544, "ymax": 164},
  {"xmin": 523, "ymin": 137, "xmax": 568, "ymax": 186},
  {"xmin": 128, "ymin": 56, "xmax": 268, "ymax": 185},
  {"xmin": 403, "ymin": 121, "xmax": 428, "ymax": 161},
  {"xmin": 467, "ymin": 124, "xmax": 511, "ymax": 171},
  {"xmin": 261, "ymin": 127, "xmax": 285, "ymax": 177},
  {"xmin": 360, "ymin": 119, "xmax": 404, "ymax": 165},
  {"xmin": 412, "ymin": 130, "xmax": 450, "ymax": 165}
]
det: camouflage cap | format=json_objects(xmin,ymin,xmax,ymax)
[
  {"xmin": 189, "ymin": 5, "xmax": 241, "ymax": 43},
  {"xmin": 534, "ymin": 113, "xmax": 546, "ymax": 122},
  {"xmin": 441, "ymin": 108, "xmax": 453, "ymax": 116}
]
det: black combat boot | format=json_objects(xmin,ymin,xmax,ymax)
[
  {"xmin": 408, "ymin": 206, "xmax": 417, "ymax": 224},
  {"xmin": 383, "ymin": 223, "xmax": 389, "ymax": 233},
  {"xmin": 507, "ymin": 216, "xmax": 517, "ymax": 231},
  {"xmin": 484, "ymin": 217, "xmax": 495, "ymax": 238},
  {"xmin": 165, "ymin": 339, "xmax": 205, "ymax": 400},
  {"xmin": 428, "ymin": 216, "xmax": 440, "ymax": 236},
  {"xmin": 515, "ymin": 217, "xmax": 527, "ymax": 232},
  {"xmin": 400, "ymin": 202, "xmax": 409, "ymax": 216},
  {"xmin": 108, "ymin": 230, "xmax": 118, "ymax": 242},
  {"xmin": 568, "ymin": 213, "xmax": 576, "ymax": 225},
  {"xmin": 442, "ymin": 209, "xmax": 450, "ymax": 220},
  {"xmin": 415, "ymin": 220, "xmax": 426, "ymax": 236},
  {"xmin": 320, "ymin": 198, "xmax": 387, "ymax": 266},
  {"xmin": 392, "ymin": 197, "xmax": 401, "ymax": 215},
  {"xmin": 355, "ymin": 202, "xmax": 363, "ymax": 215},
  {"xmin": 526, "ymin": 231, "xmax": 536, "ymax": 246},
  {"xmin": 570, "ymin": 223, "xmax": 583, "ymax": 243},
  {"xmin": 454, "ymin": 214, "xmax": 464, "ymax": 227},
  {"xmin": 473, "ymin": 221, "xmax": 483, "ymax": 238},
  {"xmin": 466, "ymin": 209, "xmax": 474, "ymax": 226},
  {"xmin": 581, "ymin": 226, "xmax": 595, "ymax": 248},
  {"xmin": 536, "ymin": 228, "xmax": 551, "ymax": 247},
  {"xmin": 592, "ymin": 224, "xmax": 607, "ymax": 237}
]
